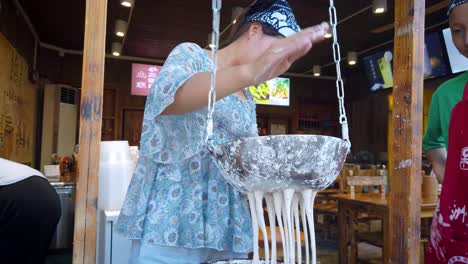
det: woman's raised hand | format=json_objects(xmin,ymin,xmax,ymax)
[{"xmin": 248, "ymin": 22, "xmax": 330, "ymax": 85}]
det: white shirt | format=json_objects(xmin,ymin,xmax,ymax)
[{"xmin": 0, "ymin": 158, "xmax": 45, "ymax": 186}]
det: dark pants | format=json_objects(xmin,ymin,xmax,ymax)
[{"xmin": 0, "ymin": 176, "xmax": 61, "ymax": 264}]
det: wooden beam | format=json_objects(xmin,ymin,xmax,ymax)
[
  {"xmin": 72, "ymin": 0, "xmax": 107, "ymax": 263},
  {"xmin": 389, "ymin": 0, "xmax": 425, "ymax": 262}
]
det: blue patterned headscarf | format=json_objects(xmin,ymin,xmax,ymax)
[
  {"xmin": 245, "ymin": 0, "xmax": 300, "ymax": 37},
  {"xmin": 448, "ymin": 0, "xmax": 468, "ymax": 15}
]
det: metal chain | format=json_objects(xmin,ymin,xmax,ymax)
[
  {"xmin": 329, "ymin": 0, "xmax": 351, "ymax": 146},
  {"xmin": 206, "ymin": 0, "xmax": 222, "ymax": 147}
]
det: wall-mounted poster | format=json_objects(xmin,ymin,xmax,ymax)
[
  {"xmin": 131, "ymin": 63, "xmax": 162, "ymax": 96},
  {"xmin": 248, "ymin": 77, "xmax": 290, "ymax": 106},
  {"xmin": 0, "ymin": 33, "xmax": 37, "ymax": 165}
]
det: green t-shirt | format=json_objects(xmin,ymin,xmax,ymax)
[{"xmin": 422, "ymin": 71, "xmax": 468, "ymax": 151}]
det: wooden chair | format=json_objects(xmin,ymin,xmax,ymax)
[
  {"xmin": 348, "ymin": 171, "xmax": 387, "ymax": 197},
  {"xmin": 313, "ymin": 164, "xmax": 380, "ymax": 241},
  {"xmin": 352, "ymin": 165, "xmax": 377, "ymax": 194},
  {"xmin": 339, "ymin": 163, "xmax": 357, "ymax": 193},
  {"xmin": 347, "ymin": 170, "xmax": 388, "ymax": 256},
  {"xmin": 349, "ymin": 170, "xmax": 430, "ymax": 261}
]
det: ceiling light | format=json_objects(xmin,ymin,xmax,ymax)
[
  {"xmin": 120, "ymin": 0, "xmax": 134, "ymax": 7},
  {"xmin": 232, "ymin": 6, "xmax": 244, "ymax": 24},
  {"xmin": 373, "ymin": 0, "xmax": 387, "ymax": 14},
  {"xmin": 112, "ymin": 42, "xmax": 122, "ymax": 56},
  {"xmin": 313, "ymin": 65, "xmax": 321, "ymax": 77},
  {"xmin": 208, "ymin": 33, "xmax": 215, "ymax": 50},
  {"xmin": 375, "ymin": 7, "xmax": 385, "ymax": 13},
  {"xmin": 115, "ymin": 20, "xmax": 128, "ymax": 37},
  {"xmin": 348, "ymin": 51, "xmax": 358, "ymax": 66}
]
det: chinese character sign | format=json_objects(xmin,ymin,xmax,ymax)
[
  {"xmin": 131, "ymin": 63, "xmax": 161, "ymax": 96},
  {"xmin": 0, "ymin": 33, "xmax": 36, "ymax": 164}
]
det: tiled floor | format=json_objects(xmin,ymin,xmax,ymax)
[{"xmin": 317, "ymin": 243, "xmax": 382, "ymax": 263}]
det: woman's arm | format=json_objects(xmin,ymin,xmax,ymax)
[
  {"xmin": 425, "ymin": 148, "xmax": 447, "ymax": 183},
  {"xmin": 162, "ymin": 64, "xmax": 254, "ymax": 115},
  {"xmin": 162, "ymin": 22, "xmax": 329, "ymax": 115}
]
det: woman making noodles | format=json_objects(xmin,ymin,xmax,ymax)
[{"xmin": 116, "ymin": 0, "xmax": 329, "ymax": 263}]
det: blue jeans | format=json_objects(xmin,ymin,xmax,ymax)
[{"xmin": 129, "ymin": 240, "xmax": 248, "ymax": 264}]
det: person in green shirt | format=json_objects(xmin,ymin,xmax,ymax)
[{"xmin": 423, "ymin": 0, "xmax": 468, "ymax": 183}]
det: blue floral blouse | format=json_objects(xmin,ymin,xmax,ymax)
[{"xmin": 116, "ymin": 43, "xmax": 258, "ymax": 253}]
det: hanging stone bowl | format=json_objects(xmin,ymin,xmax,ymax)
[{"xmin": 211, "ymin": 135, "xmax": 350, "ymax": 193}]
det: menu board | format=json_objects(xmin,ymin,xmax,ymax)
[
  {"xmin": 131, "ymin": 63, "xmax": 162, "ymax": 96},
  {"xmin": 248, "ymin": 77, "xmax": 290, "ymax": 106},
  {"xmin": 364, "ymin": 30, "xmax": 451, "ymax": 92},
  {"xmin": 363, "ymin": 49, "xmax": 394, "ymax": 92}
]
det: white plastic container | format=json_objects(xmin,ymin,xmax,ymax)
[
  {"xmin": 98, "ymin": 141, "xmax": 133, "ymax": 211},
  {"xmin": 97, "ymin": 141, "xmax": 134, "ymax": 264}
]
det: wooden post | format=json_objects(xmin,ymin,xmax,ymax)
[
  {"xmin": 389, "ymin": 0, "xmax": 425, "ymax": 262},
  {"xmin": 72, "ymin": 0, "xmax": 107, "ymax": 263}
]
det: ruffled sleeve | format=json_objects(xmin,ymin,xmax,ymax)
[{"xmin": 139, "ymin": 42, "xmax": 212, "ymax": 163}]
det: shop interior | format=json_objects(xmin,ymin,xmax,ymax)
[{"xmin": 1, "ymin": 0, "xmax": 467, "ymax": 263}]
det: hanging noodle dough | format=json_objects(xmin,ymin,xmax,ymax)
[
  {"xmin": 273, "ymin": 192, "xmax": 287, "ymax": 263},
  {"xmin": 300, "ymin": 193, "xmax": 310, "ymax": 264},
  {"xmin": 247, "ymin": 193, "xmax": 260, "ymax": 263},
  {"xmin": 254, "ymin": 191, "xmax": 269, "ymax": 264},
  {"xmin": 293, "ymin": 194, "xmax": 302, "ymax": 264},
  {"xmin": 239, "ymin": 189, "xmax": 320, "ymax": 264},
  {"xmin": 265, "ymin": 194, "xmax": 277, "ymax": 264},
  {"xmin": 283, "ymin": 189, "xmax": 295, "ymax": 263},
  {"xmin": 302, "ymin": 190, "xmax": 318, "ymax": 264}
]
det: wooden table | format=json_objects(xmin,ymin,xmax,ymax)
[
  {"xmin": 318, "ymin": 188, "xmax": 341, "ymax": 195},
  {"xmin": 331, "ymin": 193, "xmax": 437, "ymax": 264},
  {"xmin": 317, "ymin": 188, "xmax": 341, "ymax": 202}
]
